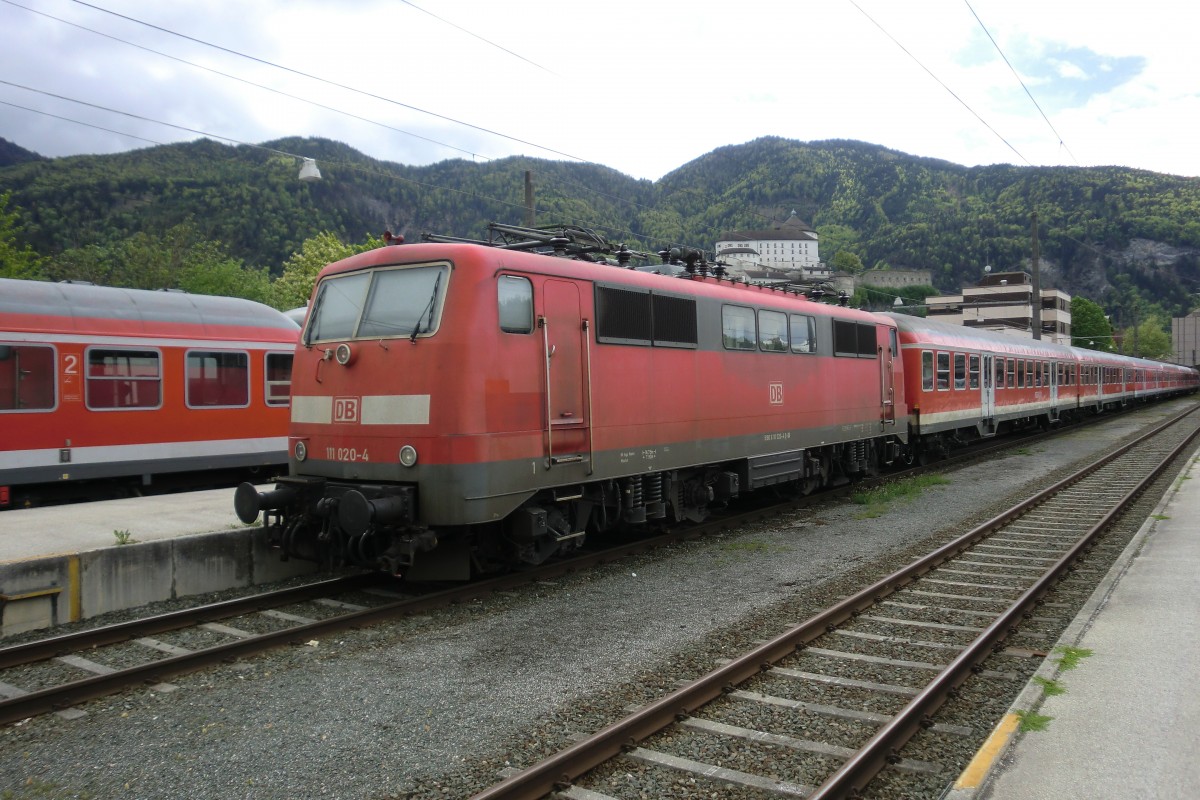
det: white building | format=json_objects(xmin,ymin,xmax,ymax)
[{"xmin": 715, "ymin": 211, "xmax": 826, "ymax": 279}]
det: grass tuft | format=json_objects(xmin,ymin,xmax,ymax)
[
  {"xmin": 1054, "ymin": 645, "xmax": 1094, "ymax": 671},
  {"xmin": 1032, "ymin": 676, "xmax": 1067, "ymax": 696},
  {"xmin": 1015, "ymin": 710, "xmax": 1053, "ymax": 732}
]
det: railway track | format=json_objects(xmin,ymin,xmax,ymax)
[
  {"xmin": 467, "ymin": 403, "xmax": 1200, "ymax": 799},
  {"xmin": 0, "ymin": 405, "xmax": 1175, "ymax": 731}
]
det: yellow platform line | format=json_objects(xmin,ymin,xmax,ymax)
[{"xmin": 954, "ymin": 712, "xmax": 1020, "ymax": 789}]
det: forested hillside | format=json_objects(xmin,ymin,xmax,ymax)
[{"xmin": 2, "ymin": 134, "xmax": 1198, "ymax": 327}]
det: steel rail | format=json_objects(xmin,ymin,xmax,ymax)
[
  {"xmin": 0, "ymin": 496, "xmax": 804, "ymax": 726},
  {"xmin": 1, "ymin": 402, "xmax": 1184, "ymax": 730},
  {"xmin": 0, "ymin": 573, "xmax": 383, "ymax": 670},
  {"xmin": 807, "ymin": 406, "xmax": 1200, "ymax": 799},
  {"xmin": 467, "ymin": 403, "xmax": 1200, "ymax": 800}
]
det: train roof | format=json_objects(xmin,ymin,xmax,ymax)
[
  {"xmin": 318, "ymin": 241, "xmax": 888, "ymax": 324},
  {"xmin": 884, "ymin": 311, "xmax": 1195, "ymax": 373},
  {"xmin": 883, "ymin": 312, "xmax": 1075, "ymax": 356},
  {"xmin": 0, "ymin": 278, "xmax": 299, "ymax": 339}
]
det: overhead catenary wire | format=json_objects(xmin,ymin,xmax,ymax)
[
  {"xmin": 0, "ymin": 79, "xmax": 689, "ymax": 256},
  {"xmin": 3, "ymin": 0, "xmax": 800, "ymax": 243},
  {"xmin": 62, "ymin": 0, "xmax": 589, "ymax": 164},
  {"xmin": 847, "ymin": 0, "xmax": 1033, "ymax": 167},
  {"xmin": 962, "ymin": 0, "xmax": 1079, "ymax": 165},
  {"xmin": 0, "ymin": 0, "xmax": 488, "ymax": 162}
]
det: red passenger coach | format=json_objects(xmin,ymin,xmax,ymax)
[
  {"xmin": 238, "ymin": 237, "xmax": 910, "ymax": 578},
  {"xmin": 0, "ymin": 278, "xmax": 299, "ymax": 507},
  {"xmin": 888, "ymin": 313, "xmax": 1199, "ymax": 457}
]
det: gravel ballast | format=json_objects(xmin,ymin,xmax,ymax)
[{"xmin": 0, "ymin": 401, "xmax": 1194, "ymax": 800}]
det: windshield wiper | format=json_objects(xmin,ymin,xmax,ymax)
[{"xmin": 410, "ymin": 271, "xmax": 442, "ymax": 343}]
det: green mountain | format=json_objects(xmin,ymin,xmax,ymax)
[{"xmin": 2, "ymin": 135, "xmax": 1198, "ymax": 316}]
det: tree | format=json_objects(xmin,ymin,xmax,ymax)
[
  {"xmin": 1122, "ymin": 314, "xmax": 1172, "ymax": 360},
  {"xmin": 271, "ymin": 231, "xmax": 383, "ymax": 310},
  {"xmin": 0, "ymin": 192, "xmax": 45, "ymax": 280},
  {"xmin": 829, "ymin": 250, "xmax": 864, "ymax": 274},
  {"xmin": 179, "ymin": 258, "xmax": 273, "ymax": 304},
  {"xmin": 1071, "ymin": 296, "xmax": 1114, "ymax": 351}
]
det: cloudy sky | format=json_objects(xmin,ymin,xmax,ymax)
[{"xmin": 1, "ymin": 0, "xmax": 1197, "ymax": 181}]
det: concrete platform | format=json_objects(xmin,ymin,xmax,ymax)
[
  {"xmin": 948, "ymin": 445, "xmax": 1200, "ymax": 799},
  {"xmin": 0, "ymin": 488, "xmax": 317, "ymax": 636}
]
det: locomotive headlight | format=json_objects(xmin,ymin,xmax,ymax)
[
  {"xmin": 294, "ymin": 441, "xmax": 308, "ymax": 462},
  {"xmin": 334, "ymin": 343, "xmax": 355, "ymax": 366},
  {"xmin": 398, "ymin": 445, "xmax": 418, "ymax": 467}
]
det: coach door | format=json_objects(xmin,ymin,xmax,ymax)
[
  {"xmin": 1050, "ymin": 360, "xmax": 1060, "ymax": 419},
  {"xmin": 540, "ymin": 280, "xmax": 591, "ymax": 470},
  {"xmin": 981, "ymin": 354, "xmax": 996, "ymax": 430}
]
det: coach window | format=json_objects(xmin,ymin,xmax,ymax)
[
  {"xmin": 187, "ymin": 351, "xmax": 249, "ymax": 408},
  {"xmin": 969, "ymin": 354, "xmax": 980, "ymax": 389},
  {"xmin": 1006, "ymin": 358, "xmax": 1015, "ymax": 388},
  {"xmin": 994, "ymin": 357, "xmax": 1005, "ymax": 389},
  {"xmin": 953, "ymin": 353, "xmax": 966, "ymax": 389},
  {"xmin": 497, "ymin": 276, "xmax": 534, "ymax": 334},
  {"xmin": 936, "ymin": 352, "xmax": 950, "ymax": 390},
  {"xmin": 1034, "ymin": 361, "xmax": 1042, "ymax": 387},
  {"xmin": 722, "ymin": 305, "xmax": 757, "ymax": 350},
  {"xmin": 1017, "ymin": 359, "xmax": 1025, "ymax": 388},
  {"xmin": 758, "ymin": 310, "xmax": 788, "ymax": 352},
  {"xmin": 921, "ymin": 351, "xmax": 934, "ymax": 391},
  {"xmin": 790, "ymin": 313, "xmax": 816, "ymax": 353},
  {"xmin": 265, "ymin": 352, "xmax": 293, "ymax": 406},
  {"xmin": 86, "ymin": 348, "xmax": 161, "ymax": 410},
  {"xmin": 0, "ymin": 343, "xmax": 55, "ymax": 411}
]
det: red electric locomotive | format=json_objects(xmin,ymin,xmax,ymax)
[
  {"xmin": 238, "ymin": 234, "xmax": 911, "ymax": 578},
  {"xmin": 0, "ymin": 278, "xmax": 299, "ymax": 507}
]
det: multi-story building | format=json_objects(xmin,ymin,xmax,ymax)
[
  {"xmin": 715, "ymin": 211, "xmax": 826, "ymax": 279},
  {"xmin": 925, "ymin": 271, "xmax": 1072, "ymax": 344},
  {"xmin": 1172, "ymin": 310, "xmax": 1200, "ymax": 367}
]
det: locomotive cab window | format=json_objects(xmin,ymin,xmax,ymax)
[
  {"xmin": 187, "ymin": 351, "xmax": 250, "ymax": 408},
  {"xmin": 306, "ymin": 264, "xmax": 449, "ymax": 343},
  {"xmin": 722, "ymin": 305, "xmax": 757, "ymax": 350},
  {"xmin": 498, "ymin": 275, "xmax": 533, "ymax": 334},
  {"xmin": 0, "ymin": 343, "xmax": 55, "ymax": 412},
  {"xmin": 265, "ymin": 352, "xmax": 293, "ymax": 406},
  {"xmin": 85, "ymin": 348, "xmax": 161, "ymax": 410}
]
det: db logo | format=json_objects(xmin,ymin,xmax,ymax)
[
  {"xmin": 333, "ymin": 396, "xmax": 360, "ymax": 423},
  {"xmin": 769, "ymin": 382, "xmax": 784, "ymax": 405}
]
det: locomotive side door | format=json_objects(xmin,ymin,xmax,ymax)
[
  {"xmin": 880, "ymin": 325, "xmax": 896, "ymax": 425},
  {"xmin": 981, "ymin": 354, "xmax": 996, "ymax": 431},
  {"xmin": 539, "ymin": 280, "xmax": 590, "ymax": 468}
]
